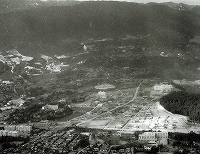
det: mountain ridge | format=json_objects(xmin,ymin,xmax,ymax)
[{"xmin": 0, "ymin": 1, "xmax": 200, "ymax": 51}]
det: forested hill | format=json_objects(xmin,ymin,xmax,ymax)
[
  {"xmin": 191, "ymin": 6, "xmax": 200, "ymax": 15},
  {"xmin": 0, "ymin": 0, "xmax": 78, "ymax": 14},
  {"xmin": 160, "ymin": 91, "xmax": 200, "ymax": 122},
  {"xmin": 0, "ymin": 1, "xmax": 200, "ymax": 49}
]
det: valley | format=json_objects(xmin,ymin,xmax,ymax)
[
  {"xmin": 1, "ymin": 32, "xmax": 200, "ymax": 129},
  {"xmin": 0, "ymin": 1, "xmax": 200, "ymax": 153}
]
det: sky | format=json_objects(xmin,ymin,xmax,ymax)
[
  {"xmin": 76, "ymin": 0, "xmax": 200, "ymax": 5},
  {"xmin": 125, "ymin": 0, "xmax": 200, "ymax": 5}
]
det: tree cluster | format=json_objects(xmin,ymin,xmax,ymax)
[
  {"xmin": 7, "ymin": 104, "xmax": 43, "ymax": 123},
  {"xmin": 170, "ymin": 132, "xmax": 200, "ymax": 143},
  {"xmin": 160, "ymin": 91, "xmax": 200, "ymax": 121}
]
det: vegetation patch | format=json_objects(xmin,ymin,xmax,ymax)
[{"xmin": 160, "ymin": 91, "xmax": 200, "ymax": 122}]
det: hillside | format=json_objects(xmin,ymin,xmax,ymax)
[
  {"xmin": 0, "ymin": 1, "xmax": 200, "ymax": 50},
  {"xmin": 0, "ymin": 0, "xmax": 78, "ymax": 14},
  {"xmin": 160, "ymin": 91, "xmax": 200, "ymax": 122},
  {"xmin": 0, "ymin": 1, "xmax": 200, "ymax": 125}
]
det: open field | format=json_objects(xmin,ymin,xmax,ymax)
[
  {"xmin": 57, "ymin": 81, "xmax": 200, "ymax": 133},
  {"xmin": 26, "ymin": 79, "xmax": 200, "ymax": 134},
  {"xmin": 75, "ymin": 101, "xmax": 200, "ymax": 134}
]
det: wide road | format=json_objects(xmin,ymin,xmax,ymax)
[{"xmin": 76, "ymin": 82, "xmax": 143, "ymax": 126}]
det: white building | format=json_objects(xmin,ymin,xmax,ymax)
[
  {"xmin": 7, "ymin": 131, "xmax": 19, "ymax": 137},
  {"xmin": 153, "ymin": 83, "xmax": 173, "ymax": 92},
  {"xmin": 42, "ymin": 104, "xmax": 58, "ymax": 111},
  {"xmin": 46, "ymin": 63, "xmax": 62, "ymax": 73},
  {"xmin": 15, "ymin": 125, "xmax": 32, "ymax": 132},
  {"xmin": 2, "ymin": 81, "xmax": 13, "ymax": 84},
  {"xmin": 7, "ymin": 98, "xmax": 25, "ymax": 107},
  {"xmin": 0, "ymin": 130, "xmax": 8, "ymax": 136},
  {"xmin": 151, "ymin": 83, "xmax": 173, "ymax": 98},
  {"xmin": 0, "ymin": 106, "xmax": 12, "ymax": 111},
  {"xmin": 5, "ymin": 125, "xmax": 16, "ymax": 131},
  {"xmin": 139, "ymin": 131, "xmax": 168, "ymax": 145},
  {"xmin": 94, "ymin": 83, "xmax": 115, "ymax": 90},
  {"xmin": 98, "ymin": 91, "xmax": 107, "ymax": 99},
  {"xmin": 0, "ymin": 130, "xmax": 19, "ymax": 137},
  {"xmin": 4, "ymin": 125, "xmax": 32, "ymax": 133}
]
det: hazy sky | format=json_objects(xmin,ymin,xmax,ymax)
[
  {"xmin": 76, "ymin": 0, "xmax": 200, "ymax": 5},
  {"xmin": 125, "ymin": 0, "xmax": 200, "ymax": 5}
]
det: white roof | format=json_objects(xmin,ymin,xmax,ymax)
[{"xmin": 94, "ymin": 83, "xmax": 115, "ymax": 90}]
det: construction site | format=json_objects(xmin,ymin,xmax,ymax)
[
  {"xmin": 63, "ymin": 82, "xmax": 200, "ymax": 134},
  {"xmin": 76, "ymin": 101, "xmax": 193, "ymax": 133}
]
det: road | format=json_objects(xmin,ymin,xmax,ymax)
[
  {"xmin": 121, "ymin": 99, "xmax": 155, "ymax": 130},
  {"xmin": 35, "ymin": 82, "xmax": 142, "ymax": 131},
  {"xmin": 76, "ymin": 82, "xmax": 142, "ymax": 126}
]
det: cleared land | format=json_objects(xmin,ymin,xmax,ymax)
[{"xmin": 53, "ymin": 82, "xmax": 200, "ymax": 134}]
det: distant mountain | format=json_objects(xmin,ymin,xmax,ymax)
[
  {"xmin": 161, "ymin": 2, "xmax": 196, "ymax": 10},
  {"xmin": 0, "ymin": 1, "xmax": 200, "ymax": 51},
  {"xmin": 191, "ymin": 5, "xmax": 200, "ymax": 15},
  {"xmin": 0, "ymin": 0, "xmax": 78, "ymax": 14}
]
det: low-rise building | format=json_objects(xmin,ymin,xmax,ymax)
[
  {"xmin": 4, "ymin": 125, "xmax": 32, "ymax": 136},
  {"xmin": 42, "ymin": 104, "xmax": 58, "ymax": 111},
  {"xmin": 0, "ymin": 130, "xmax": 19, "ymax": 137},
  {"xmin": 138, "ymin": 131, "xmax": 168, "ymax": 145},
  {"xmin": 0, "ymin": 130, "xmax": 8, "ymax": 136},
  {"xmin": 5, "ymin": 125, "xmax": 32, "ymax": 132},
  {"xmin": 7, "ymin": 131, "xmax": 19, "ymax": 137},
  {"xmin": 1, "ymin": 81, "xmax": 14, "ymax": 85},
  {"xmin": 153, "ymin": 83, "xmax": 173, "ymax": 92},
  {"xmin": 7, "ymin": 98, "xmax": 25, "ymax": 107},
  {"xmin": 98, "ymin": 91, "xmax": 107, "ymax": 99},
  {"xmin": 94, "ymin": 83, "xmax": 115, "ymax": 90},
  {"xmin": 151, "ymin": 83, "xmax": 173, "ymax": 98}
]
